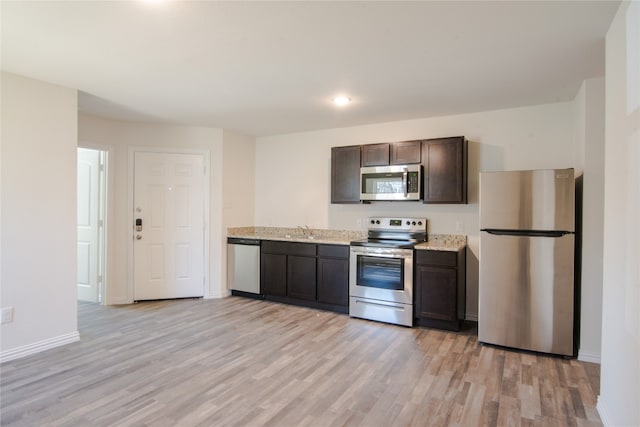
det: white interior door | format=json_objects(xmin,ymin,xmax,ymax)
[
  {"xmin": 133, "ymin": 152, "xmax": 205, "ymax": 300},
  {"xmin": 77, "ymin": 148, "xmax": 102, "ymax": 302}
]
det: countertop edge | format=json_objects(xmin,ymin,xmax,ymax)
[
  {"xmin": 227, "ymin": 234, "xmax": 352, "ymax": 246},
  {"xmin": 227, "ymin": 235, "xmax": 467, "ymax": 251}
]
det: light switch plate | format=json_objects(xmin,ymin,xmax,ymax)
[{"xmin": 1, "ymin": 307, "xmax": 13, "ymax": 324}]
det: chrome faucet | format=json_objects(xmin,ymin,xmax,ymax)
[{"xmin": 297, "ymin": 225, "xmax": 313, "ymax": 238}]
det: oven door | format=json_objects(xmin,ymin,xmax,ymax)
[{"xmin": 349, "ymin": 246, "xmax": 413, "ymax": 305}]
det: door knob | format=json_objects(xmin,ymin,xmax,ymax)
[{"xmin": 136, "ymin": 235, "xmax": 142, "ymax": 240}]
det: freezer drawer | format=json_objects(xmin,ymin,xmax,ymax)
[{"xmin": 479, "ymin": 231, "xmax": 574, "ymax": 356}]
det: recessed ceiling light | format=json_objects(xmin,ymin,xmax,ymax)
[{"xmin": 332, "ymin": 96, "xmax": 352, "ymax": 106}]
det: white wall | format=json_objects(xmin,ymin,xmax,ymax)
[
  {"xmin": 222, "ymin": 129, "xmax": 256, "ymax": 229},
  {"xmin": 255, "ymin": 101, "xmax": 577, "ymax": 321},
  {"xmin": 573, "ymin": 78, "xmax": 606, "ymax": 363},
  {"xmin": 221, "ymin": 129, "xmax": 256, "ymax": 294},
  {"xmin": 0, "ymin": 72, "xmax": 79, "ymax": 361},
  {"xmin": 598, "ymin": 2, "xmax": 640, "ymax": 426},
  {"xmin": 78, "ymin": 114, "xmax": 230, "ymax": 301}
]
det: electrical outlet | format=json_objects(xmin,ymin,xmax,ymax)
[
  {"xmin": 1, "ymin": 307, "xmax": 14, "ymax": 324},
  {"xmin": 456, "ymin": 221, "xmax": 464, "ymax": 233}
]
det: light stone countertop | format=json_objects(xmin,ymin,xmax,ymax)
[
  {"xmin": 228, "ymin": 227, "xmax": 466, "ymax": 251},
  {"xmin": 227, "ymin": 226, "xmax": 364, "ymax": 245},
  {"xmin": 414, "ymin": 234, "xmax": 467, "ymax": 252}
]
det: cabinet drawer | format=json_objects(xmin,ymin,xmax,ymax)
[
  {"xmin": 262, "ymin": 240, "xmax": 316, "ymax": 256},
  {"xmin": 262, "ymin": 240, "xmax": 290, "ymax": 255},
  {"xmin": 415, "ymin": 250, "xmax": 457, "ymax": 267},
  {"xmin": 317, "ymin": 244, "xmax": 349, "ymax": 259},
  {"xmin": 288, "ymin": 242, "xmax": 316, "ymax": 256}
]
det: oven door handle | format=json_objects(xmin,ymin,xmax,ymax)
[
  {"xmin": 350, "ymin": 248, "xmax": 412, "ymax": 258},
  {"xmin": 353, "ymin": 299, "xmax": 406, "ymax": 311}
]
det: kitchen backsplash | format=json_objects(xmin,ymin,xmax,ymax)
[{"xmin": 427, "ymin": 234, "xmax": 467, "ymax": 247}]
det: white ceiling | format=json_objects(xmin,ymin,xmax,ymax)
[{"xmin": 1, "ymin": 1, "xmax": 620, "ymax": 137}]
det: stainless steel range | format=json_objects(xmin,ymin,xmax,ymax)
[{"xmin": 349, "ymin": 217, "xmax": 427, "ymax": 327}]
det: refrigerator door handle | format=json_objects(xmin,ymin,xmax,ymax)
[{"xmin": 482, "ymin": 229, "xmax": 572, "ymax": 238}]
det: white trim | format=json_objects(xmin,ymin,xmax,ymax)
[
  {"xmin": 577, "ymin": 350, "xmax": 601, "ymax": 364},
  {"xmin": 0, "ymin": 331, "xmax": 80, "ymax": 364},
  {"xmin": 597, "ymin": 396, "xmax": 612, "ymax": 426},
  {"xmin": 207, "ymin": 289, "xmax": 231, "ymax": 299},
  {"xmin": 109, "ymin": 297, "xmax": 133, "ymax": 305},
  {"xmin": 127, "ymin": 146, "xmax": 211, "ymax": 301},
  {"xmin": 78, "ymin": 141, "xmax": 114, "ymax": 306}
]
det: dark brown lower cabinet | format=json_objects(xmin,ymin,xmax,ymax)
[
  {"xmin": 261, "ymin": 252, "xmax": 287, "ymax": 297},
  {"xmin": 261, "ymin": 241, "xmax": 349, "ymax": 313},
  {"xmin": 414, "ymin": 248, "xmax": 466, "ymax": 331},
  {"xmin": 317, "ymin": 246, "xmax": 349, "ymax": 307},
  {"xmin": 288, "ymin": 255, "xmax": 317, "ymax": 301}
]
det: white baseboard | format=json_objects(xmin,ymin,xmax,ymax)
[
  {"xmin": 207, "ymin": 290, "xmax": 231, "ymax": 299},
  {"xmin": 597, "ymin": 396, "xmax": 612, "ymax": 426},
  {"xmin": 0, "ymin": 331, "xmax": 80, "ymax": 364},
  {"xmin": 578, "ymin": 350, "xmax": 601, "ymax": 364},
  {"xmin": 107, "ymin": 297, "xmax": 132, "ymax": 305}
]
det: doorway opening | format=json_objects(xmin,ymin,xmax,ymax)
[{"xmin": 77, "ymin": 147, "xmax": 108, "ymax": 304}]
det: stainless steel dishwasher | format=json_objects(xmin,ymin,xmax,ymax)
[{"xmin": 227, "ymin": 238, "xmax": 262, "ymax": 298}]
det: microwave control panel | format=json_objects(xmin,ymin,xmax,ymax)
[{"xmin": 407, "ymin": 172, "xmax": 419, "ymax": 193}]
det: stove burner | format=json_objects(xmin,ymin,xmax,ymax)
[{"xmin": 350, "ymin": 216, "xmax": 427, "ymax": 249}]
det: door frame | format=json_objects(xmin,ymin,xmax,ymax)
[
  {"xmin": 77, "ymin": 142, "xmax": 112, "ymax": 305},
  {"xmin": 127, "ymin": 147, "xmax": 211, "ymax": 302}
]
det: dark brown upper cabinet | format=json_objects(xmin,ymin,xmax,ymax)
[
  {"xmin": 390, "ymin": 140, "xmax": 421, "ymax": 164},
  {"xmin": 331, "ymin": 145, "xmax": 361, "ymax": 204},
  {"xmin": 331, "ymin": 137, "xmax": 467, "ymax": 204},
  {"xmin": 361, "ymin": 143, "xmax": 390, "ymax": 166},
  {"xmin": 422, "ymin": 136, "xmax": 467, "ymax": 204},
  {"xmin": 362, "ymin": 141, "xmax": 422, "ymax": 167}
]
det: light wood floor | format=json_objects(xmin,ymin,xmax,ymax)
[{"xmin": 1, "ymin": 297, "xmax": 601, "ymax": 426}]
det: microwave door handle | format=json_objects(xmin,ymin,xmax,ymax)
[{"xmin": 403, "ymin": 168, "xmax": 408, "ymax": 198}]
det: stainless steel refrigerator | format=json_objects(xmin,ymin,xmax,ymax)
[{"xmin": 479, "ymin": 168, "xmax": 575, "ymax": 356}]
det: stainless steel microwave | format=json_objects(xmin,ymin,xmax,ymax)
[{"xmin": 360, "ymin": 164, "xmax": 422, "ymax": 201}]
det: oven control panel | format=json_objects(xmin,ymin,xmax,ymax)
[{"xmin": 367, "ymin": 217, "xmax": 427, "ymax": 232}]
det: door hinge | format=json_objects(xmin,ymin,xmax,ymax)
[
  {"xmin": 98, "ymin": 275, "xmax": 103, "ymax": 284},
  {"xmin": 99, "ymin": 219, "xmax": 104, "ymax": 228}
]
